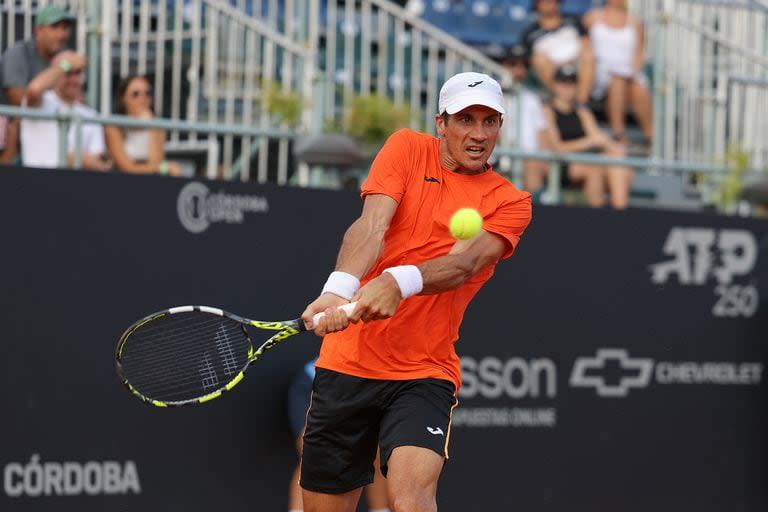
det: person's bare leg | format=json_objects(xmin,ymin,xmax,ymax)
[
  {"xmin": 386, "ymin": 446, "xmax": 443, "ymax": 512},
  {"xmin": 531, "ymin": 53, "xmax": 556, "ymax": 92},
  {"xmin": 365, "ymin": 450, "xmax": 390, "ymax": 511},
  {"xmin": 289, "ymin": 464, "xmax": 303, "ymax": 511},
  {"xmin": 570, "ymin": 163, "xmax": 605, "ymax": 207},
  {"xmin": 577, "ymin": 46, "xmax": 596, "ymax": 105},
  {"xmin": 522, "ymin": 160, "xmax": 549, "ymax": 192},
  {"xmin": 606, "ymin": 165, "xmax": 633, "ymax": 209},
  {"xmin": 289, "ymin": 434, "xmax": 304, "ymax": 511},
  {"xmin": 602, "ymin": 143, "xmax": 632, "ymax": 209},
  {"xmin": 629, "ymin": 80, "xmax": 653, "ymax": 141},
  {"xmin": 606, "ymin": 76, "xmax": 628, "ymax": 141},
  {"xmin": 303, "ymin": 488, "xmax": 363, "ymax": 512}
]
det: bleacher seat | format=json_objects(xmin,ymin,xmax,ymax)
[
  {"xmin": 418, "ymin": 0, "xmax": 598, "ymax": 48},
  {"xmin": 559, "ymin": 0, "xmax": 597, "ymax": 17}
]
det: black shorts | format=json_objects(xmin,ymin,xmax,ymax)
[{"xmin": 300, "ymin": 368, "xmax": 458, "ymax": 494}]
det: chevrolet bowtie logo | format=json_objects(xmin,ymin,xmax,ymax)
[
  {"xmin": 570, "ymin": 348, "xmax": 654, "ymax": 397},
  {"xmin": 467, "ymin": 81, "xmax": 483, "ymax": 88}
]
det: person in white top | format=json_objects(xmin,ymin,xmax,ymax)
[
  {"xmin": 105, "ymin": 74, "xmax": 181, "ymax": 175},
  {"xmin": 499, "ymin": 45, "xmax": 552, "ymax": 198},
  {"xmin": 583, "ymin": 0, "xmax": 653, "ymax": 146},
  {"xmin": 21, "ymin": 52, "xmax": 111, "ymax": 171}
]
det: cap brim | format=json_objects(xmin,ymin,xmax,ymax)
[
  {"xmin": 37, "ymin": 14, "xmax": 75, "ymax": 26},
  {"xmin": 442, "ymin": 91, "xmax": 505, "ymax": 115}
]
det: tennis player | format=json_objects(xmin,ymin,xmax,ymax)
[{"xmin": 300, "ymin": 72, "xmax": 532, "ymax": 512}]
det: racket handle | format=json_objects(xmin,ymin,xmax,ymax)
[{"xmin": 308, "ymin": 301, "xmax": 358, "ymax": 329}]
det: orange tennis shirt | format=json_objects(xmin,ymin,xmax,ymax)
[{"xmin": 315, "ymin": 128, "xmax": 532, "ymax": 390}]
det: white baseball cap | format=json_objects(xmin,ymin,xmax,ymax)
[{"xmin": 438, "ymin": 72, "xmax": 505, "ymax": 116}]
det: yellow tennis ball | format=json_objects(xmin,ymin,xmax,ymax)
[{"xmin": 449, "ymin": 208, "xmax": 483, "ymax": 240}]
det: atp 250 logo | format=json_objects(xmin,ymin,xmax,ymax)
[{"xmin": 649, "ymin": 227, "xmax": 759, "ymax": 318}]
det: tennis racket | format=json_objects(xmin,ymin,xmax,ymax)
[{"xmin": 115, "ymin": 302, "xmax": 357, "ymax": 407}]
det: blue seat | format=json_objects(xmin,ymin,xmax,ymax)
[
  {"xmin": 422, "ymin": 0, "xmax": 462, "ymax": 34},
  {"xmin": 559, "ymin": 0, "xmax": 597, "ymax": 17},
  {"xmin": 499, "ymin": 0, "xmax": 534, "ymax": 46}
]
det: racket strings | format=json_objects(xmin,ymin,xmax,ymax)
[
  {"xmin": 122, "ymin": 316, "xmax": 240, "ymax": 365},
  {"xmin": 119, "ymin": 312, "xmax": 252, "ymax": 402}
]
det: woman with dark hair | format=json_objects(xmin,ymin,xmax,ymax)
[
  {"xmin": 543, "ymin": 65, "xmax": 633, "ymax": 209},
  {"xmin": 105, "ymin": 74, "xmax": 180, "ymax": 175}
]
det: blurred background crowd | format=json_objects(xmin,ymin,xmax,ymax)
[{"xmin": 0, "ymin": 0, "xmax": 766, "ymax": 214}]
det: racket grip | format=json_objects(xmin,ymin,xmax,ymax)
[{"xmin": 308, "ymin": 301, "xmax": 358, "ymax": 330}]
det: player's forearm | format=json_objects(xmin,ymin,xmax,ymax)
[
  {"xmin": 417, "ymin": 253, "xmax": 476, "ymax": 294},
  {"xmin": 334, "ymin": 215, "xmax": 387, "ymax": 279},
  {"xmin": 416, "ymin": 232, "xmax": 505, "ymax": 295}
]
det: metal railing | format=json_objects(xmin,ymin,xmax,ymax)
[
  {"xmin": 631, "ymin": 0, "xmax": 768, "ymax": 167},
  {"xmin": 0, "ymin": 103, "xmax": 296, "ymax": 179},
  {"xmin": 1, "ymin": 0, "xmax": 764, "ymax": 209},
  {"xmin": 726, "ymin": 76, "xmax": 768, "ymax": 168},
  {"xmin": 1, "ymin": 0, "xmax": 507, "ymax": 180},
  {"xmin": 493, "ymin": 143, "xmax": 760, "ymax": 209}
]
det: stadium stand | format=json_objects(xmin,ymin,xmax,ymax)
[{"xmin": 0, "ymin": 0, "xmax": 765, "ymax": 212}]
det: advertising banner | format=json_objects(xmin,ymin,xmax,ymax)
[{"xmin": 1, "ymin": 169, "xmax": 765, "ymax": 511}]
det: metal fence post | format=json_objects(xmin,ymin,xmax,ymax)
[
  {"xmin": 73, "ymin": 112, "xmax": 83, "ymax": 169},
  {"xmin": 57, "ymin": 114, "xmax": 70, "ymax": 169},
  {"xmin": 86, "ymin": 0, "xmax": 101, "ymax": 109},
  {"xmin": 652, "ymin": 8, "xmax": 668, "ymax": 162}
]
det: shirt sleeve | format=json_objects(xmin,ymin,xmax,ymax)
[
  {"xmin": 1, "ymin": 44, "xmax": 30, "ymax": 90},
  {"xmin": 360, "ymin": 128, "xmax": 413, "ymax": 204},
  {"xmin": 86, "ymin": 125, "xmax": 106, "ymax": 155},
  {"xmin": 483, "ymin": 191, "xmax": 532, "ymax": 259}
]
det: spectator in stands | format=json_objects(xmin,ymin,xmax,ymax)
[
  {"xmin": 522, "ymin": 0, "xmax": 595, "ymax": 105},
  {"xmin": 287, "ymin": 359, "xmax": 390, "ymax": 512},
  {"xmin": 105, "ymin": 75, "xmax": 181, "ymax": 175},
  {"xmin": 583, "ymin": 0, "xmax": 653, "ymax": 147},
  {"xmin": 542, "ymin": 65, "xmax": 633, "ymax": 209},
  {"xmin": 1, "ymin": 5, "xmax": 75, "ymax": 106},
  {"xmin": 0, "ymin": 5, "xmax": 77, "ymax": 166},
  {"xmin": 20, "ymin": 56, "xmax": 111, "ymax": 171},
  {"xmin": 499, "ymin": 44, "xmax": 552, "ymax": 200}
]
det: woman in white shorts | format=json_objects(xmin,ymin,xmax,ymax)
[{"xmin": 583, "ymin": 0, "xmax": 653, "ymax": 147}]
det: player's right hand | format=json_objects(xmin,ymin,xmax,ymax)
[
  {"xmin": 301, "ymin": 293, "xmax": 351, "ymax": 337},
  {"xmin": 348, "ymin": 272, "xmax": 401, "ymax": 323}
]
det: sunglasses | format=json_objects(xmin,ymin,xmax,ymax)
[{"xmin": 128, "ymin": 89, "xmax": 153, "ymax": 98}]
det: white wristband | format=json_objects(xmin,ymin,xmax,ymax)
[
  {"xmin": 383, "ymin": 265, "xmax": 423, "ymax": 299},
  {"xmin": 321, "ymin": 271, "xmax": 360, "ymax": 301}
]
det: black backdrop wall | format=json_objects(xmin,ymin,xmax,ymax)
[{"xmin": 1, "ymin": 168, "xmax": 765, "ymax": 511}]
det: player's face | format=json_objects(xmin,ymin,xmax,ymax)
[
  {"xmin": 436, "ymin": 105, "xmax": 502, "ymax": 173},
  {"xmin": 35, "ymin": 21, "xmax": 71, "ymax": 57}
]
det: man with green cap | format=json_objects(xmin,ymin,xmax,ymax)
[{"xmin": 1, "ymin": 5, "xmax": 85, "ymax": 106}]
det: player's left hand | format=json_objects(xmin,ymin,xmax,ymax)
[
  {"xmin": 349, "ymin": 273, "xmax": 401, "ymax": 322},
  {"xmin": 301, "ymin": 293, "xmax": 351, "ymax": 337}
]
